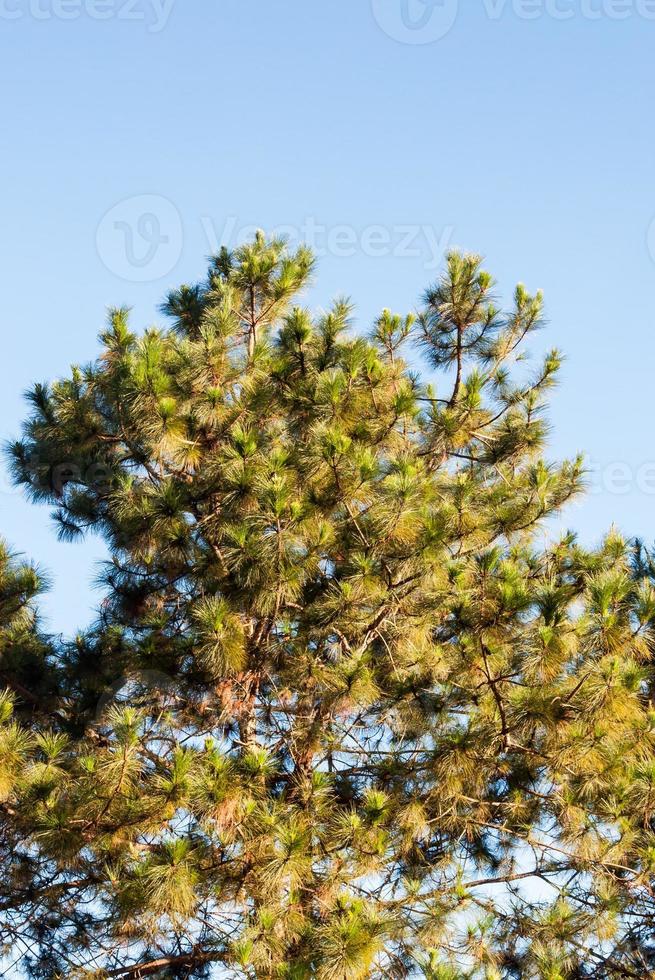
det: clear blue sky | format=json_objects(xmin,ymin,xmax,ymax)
[{"xmin": 1, "ymin": 0, "xmax": 654, "ymax": 636}]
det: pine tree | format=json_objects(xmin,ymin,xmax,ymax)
[
  {"xmin": 0, "ymin": 540, "xmax": 55, "ymax": 720},
  {"xmin": 2, "ymin": 235, "xmax": 655, "ymax": 977}
]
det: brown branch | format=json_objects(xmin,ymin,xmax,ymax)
[{"xmin": 104, "ymin": 949, "xmax": 215, "ymax": 977}]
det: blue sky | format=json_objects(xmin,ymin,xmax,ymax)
[{"xmin": 1, "ymin": 0, "xmax": 654, "ymax": 636}]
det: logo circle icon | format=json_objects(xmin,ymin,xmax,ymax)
[
  {"xmin": 96, "ymin": 194, "xmax": 183, "ymax": 282},
  {"xmin": 371, "ymin": 0, "xmax": 459, "ymax": 44}
]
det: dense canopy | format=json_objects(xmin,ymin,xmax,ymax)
[{"xmin": 1, "ymin": 236, "xmax": 655, "ymax": 978}]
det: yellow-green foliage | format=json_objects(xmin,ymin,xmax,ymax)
[{"xmin": 1, "ymin": 237, "xmax": 654, "ymax": 977}]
